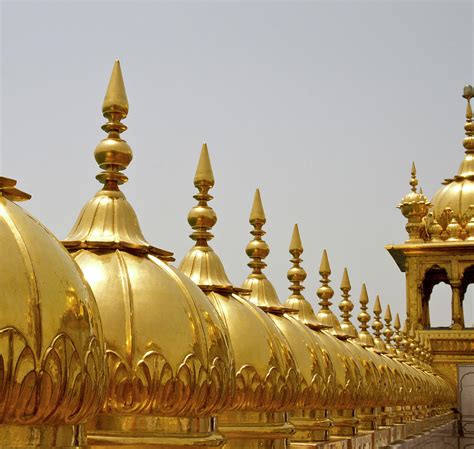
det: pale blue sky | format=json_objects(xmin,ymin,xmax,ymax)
[{"xmin": 1, "ymin": 0, "xmax": 473, "ymax": 326}]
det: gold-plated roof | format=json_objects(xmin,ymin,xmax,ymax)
[
  {"xmin": 63, "ymin": 62, "xmax": 232, "ymax": 421},
  {"xmin": 241, "ymin": 200, "xmax": 336, "ymax": 412},
  {"xmin": 283, "ymin": 227, "xmax": 365, "ymax": 411},
  {"xmin": 0, "ymin": 178, "xmax": 106, "ymax": 428},
  {"xmin": 180, "ymin": 145, "xmax": 300, "ymax": 412}
]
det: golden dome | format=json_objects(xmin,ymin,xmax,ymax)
[
  {"xmin": 63, "ymin": 62, "xmax": 232, "ymax": 447},
  {"xmin": 0, "ymin": 177, "xmax": 106, "ymax": 448},
  {"xmin": 430, "ymin": 86, "xmax": 474, "ymax": 226},
  {"xmin": 179, "ymin": 144, "xmax": 299, "ymax": 447}
]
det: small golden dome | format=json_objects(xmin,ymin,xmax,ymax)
[
  {"xmin": 0, "ymin": 177, "xmax": 106, "ymax": 447},
  {"xmin": 63, "ymin": 62, "xmax": 232, "ymax": 446},
  {"xmin": 431, "ymin": 86, "xmax": 474, "ymax": 224},
  {"xmin": 180, "ymin": 145, "xmax": 299, "ymax": 446}
]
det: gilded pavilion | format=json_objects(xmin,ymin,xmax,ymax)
[{"xmin": 1, "ymin": 61, "xmax": 472, "ymax": 449}]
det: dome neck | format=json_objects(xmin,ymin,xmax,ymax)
[{"xmin": 63, "ymin": 189, "xmax": 173, "ymax": 260}]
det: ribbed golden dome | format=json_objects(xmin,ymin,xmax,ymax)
[
  {"xmin": 431, "ymin": 86, "xmax": 474, "ymax": 224},
  {"xmin": 179, "ymin": 145, "xmax": 299, "ymax": 448},
  {"xmin": 0, "ymin": 177, "xmax": 106, "ymax": 448},
  {"xmin": 63, "ymin": 62, "xmax": 232, "ymax": 447}
]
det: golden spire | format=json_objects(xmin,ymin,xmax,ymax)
[
  {"xmin": 397, "ymin": 162, "xmax": 431, "ymax": 243},
  {"xmin": 357, "ymin": 283, "xmax": 375, "ymax": 347},
  {"xmin": 410, "ymin": 162, "xmax": 418, "ymax": 193},
  {"xmin": 0, "ymin": 177, "xmax": 31, "ymax": 202},
  {"xmin": 392, "ymin": 313, "xmax": 405, "ymax": 360},
  {"xmin": 179, "ymin": 143, "xmax": 233, "ymax": 288},
  {"xmin": 285, "ymin": 225, "xmax": 326, "ymax": 328},
  {"xmin": 188, "ymin": 143, "xmax": 217, "ymax": 246},
  {"xmin": 372, "ymin": 295, "xmax": 387, "ymax": 353},
  {"xmin": 287, "ymin": 224, "xmax": 305, "ymax": 299},
  {"xmin": 463, "ymin": 84, "xmax": 474, "ymax": 152},
  {"xmin": 383, "ymin": 304, "xmax": 397, "ymax": 358},
  {"xmin": 383, "ymin": 304, "xmax": 393, "ymax": 345},
  {"xmin": 315, "ymin": 250, "xmax": 345, "ymax": 336},
  {"xmin": 94, "ymin": 60, "xmax": 133, "ymax": 189},
  {"xmin": 102, "ymin": 60, "xmax": 129, "ymax": 116},
  {"xmin": 338, "ymin": 268, "xmax": 358, "ymax": 339},
  {"xmin": 400, "ymin": 320, "xmax": 413, "ymax": 364},
  {"xmin": 63, "ymin": 61, "xmax": 172, "ymax": 259},
  {"xmin": 246, "ymin": 189, "xmax": 269, "ymax": 275},
  {"xmin": 242, "ymin": 189, "xmax": 286, "ymax": 311}
]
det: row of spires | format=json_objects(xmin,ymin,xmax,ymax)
[{"xmin": 0, "ymin": 60, "xmax": 455, "ymax": 449}]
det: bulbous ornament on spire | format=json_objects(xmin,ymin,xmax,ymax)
[
  {"xmin": 397, "ymin": 162, "xmax": 431, "ymax": 243},
  {"xmin": 357, "ymin": 284, "xmax": 375, "ymax": 347},
  {"xmin": 338, "ymin": 268, "xmax": 359, "ymax": 339},
  {"xmin": 315, "ymin": 250, "xmax": 346, "ymax": 337}
]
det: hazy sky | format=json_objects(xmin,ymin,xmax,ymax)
[{"xmin": 1, "ymin": 0, "xmax": 473, "ymax": 327}]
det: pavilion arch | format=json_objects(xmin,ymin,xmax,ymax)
[
  {"xmin": 461, "ymin": 265, "xmax": 474, "ymax": 329},
  {"xmin": 421, "ymin": 265, "xmax": 450, "ymax": 329}
]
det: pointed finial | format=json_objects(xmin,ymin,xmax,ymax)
[
  {"xmin": 319, "ymin": 249, "xmax": 331, "ymax": 276},
  {"xmin": 373, "ymin": 295, "xmax": 382, "ymax": 316},
  {"xmin": 102, "ymin": 60, "xmax": 129, "ymax": 118},
  {"xmin": 194, "ymin": 143, "xmax": 215, "ymax": 187},
  {"xmin": 410, "ymin": 162, "xmax": 418, "ymax": 193},
  {"xmin": 290, "ymin": 223, "xmax": 303, "ymax": 252},
  {"xmin": 463, "ymin": 85, "xmax": 474, "ymax": 151},
  {"xmin": 187, "ymin": 143, "xmax": 217, "ymax": 246},
  {"xmin": 315, "ymin": 250, "xmax": 344, "ymax": 336},
  {"xmin": 384, "ymin": 304, "xmax": 392, "ymax": 322},
  {"xmin": 250, "ymin": 188, "xmax": 266, "ymax": 223},
  {"xmin": 394, "ymin": 312, "xmax": 401, "ymax": 330},
  {"xmin": 338, "ymin": 268, "xmax": 358, "ymax": 339},
  {"xmin": 287, "ymin": 224, "xmax": 306, "ymax": 298},
  {"xmin": 357, "ymin": 283, "xmax": 374, "ymax": 347},
  {"xmin": 94, "ymin": 60, "xmax": 133, "ymax": 189}
]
